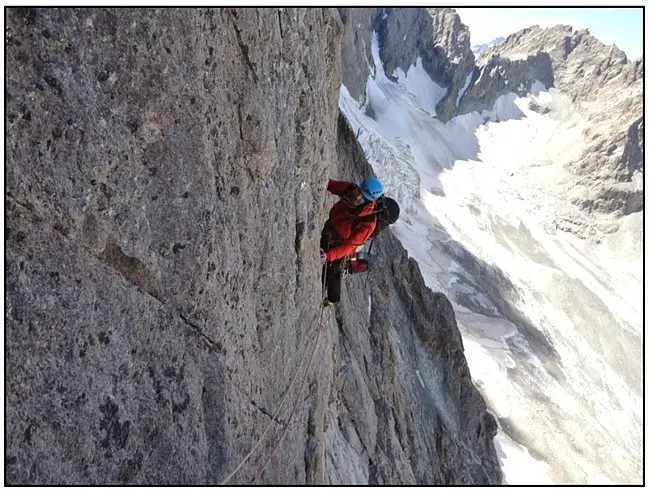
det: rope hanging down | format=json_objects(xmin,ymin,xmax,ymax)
[
  {"xmin": 219, "ymin": 262, "xmax": 329, "ymax": 485},
  {"xmin": 363, "ymin": 238, "xmax": 375, "ymax": 292},
  {"xmin": 251, "ymin": 291, "xmax": 328, "ymax": 483}
]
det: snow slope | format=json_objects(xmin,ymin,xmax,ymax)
[{"xmin": 339, "ymin": 32, "xmax": 643, "ymax": 485}]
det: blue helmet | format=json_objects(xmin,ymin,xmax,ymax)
[{"xmin": 359, "ymin": 177, "xmax": 384, "ymax": 201}]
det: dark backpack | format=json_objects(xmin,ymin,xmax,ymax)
[{"xmin": 368, "ymin": 196, "xmax": 400, "ymax": 238}]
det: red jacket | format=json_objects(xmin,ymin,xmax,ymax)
[{"xmin": 324, "ymin": 180, "xmax": 377, "ymax": 262}]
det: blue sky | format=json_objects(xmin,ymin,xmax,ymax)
[{"xmin": 454, "ymin": 7, "xmax": 643, "ymax": 60}]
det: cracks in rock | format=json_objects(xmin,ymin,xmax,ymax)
[
  {"xmin": 9, "ymin": 196, "xmax": 163, "ymax": 307},
  {"xmin": 178, "ymin": 313, "xmax": 224, "ymax": 354},
  {"xmin": 7, "ymin": 194, "xmax": 224, "ymax": 357},
  {"xmin": 304, "ymin": 407, "xmax": 316, "ymax": 484},
  {"xmin": 99, "ymin": 238, "xmax": 162, "ymax": 301},
  {"xmin": 229, "ymin": 381, "xmax": 286, "ymax": 425},
  {"xmin": 294, "ymin": 220, "xmax": 305, "ymax": 256},
  {"xmin": 230, "ymin": 9, "xmax": 259, "ymax": 83},
  {"xmin": 253, "ymin": 403, "xmax": 284, "ymax": 425},
  {"xmin": 344, "ymin": 405, "xmax": 372, "ymax": 460},
  {"xmin": 277, "ymin": 9, "xmax": 284, "ymax": 39},
  {"xmin": 328, "ymin": 335, "xmax": 373, "ymax": 469},
  {"xmin": 236, "ymin": 103, "xmax": 244, "ymax": 143},
  {"xmin": 7, "ymin": 193, "xmax": 36, "ymax": 214},
  {"xmin": 390, "ymin": 405, "xmax": 408, "ymax": 459}
]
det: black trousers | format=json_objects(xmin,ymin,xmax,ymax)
[{"xmin": 320, "ymin": 226, "xmax": 344, "ymax": 303}]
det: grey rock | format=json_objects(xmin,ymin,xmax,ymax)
[
  {"xmin": 458, "ymin": 51, "xmax": 555, "ymax": 115},
  {"xmin": 338, "ymin": 7, "xmax": 381, "ymax": 104},
  {"xmin": 6, "ymin": 6, "xmax": 499, "ymax": 486},
  {"xmin": 374, "ymin": 8, "xmax": 475, "ymax": 121},
  {"xmin": 6, "ymin": 6, "xmax": 344, "ymax": 485},
  {"xmin": 326, "ymin": 114, "xmax": 502, "ymax": 485}
]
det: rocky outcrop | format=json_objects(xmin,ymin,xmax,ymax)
[
  {"xmin": 457, "ymin": 51, "xmax": 555, "ymax": 115},
  {"xmin": 6, "ymin": 7, "xmax": 500, "ymax": 486},
  {"xmin": 337, "ymin": 7, "xmax": 380, "ymax": 104},
  {"xmin": 472, "ymin": 25, "xmax": 644, "ymax": 218},
  {"xmin": 347, "ymin": 9, "xmax": 643, "ymax": 219},
  {"xmin": 338, "ymin": 8, "xmax": 476, "ymax": 122},
  {"xmin": 480, "ymin": 25, "xmax": 636, "ymax": 101},
  {"xmin": 326, "ymin": 114, "xmax": 502, "ymax": 484},
  {"xmin": 375, "ymin": 8, "xmax": 475, "ymax": 121}
]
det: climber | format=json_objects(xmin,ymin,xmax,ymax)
[
  {"xmin": 345, "ymin": 195, "xmax": 400, "ymax": 275},
  {"xmin": 320, "ymin": 177, "xmax": 386, "ymax": 306}
]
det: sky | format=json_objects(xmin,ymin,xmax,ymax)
[{"xmin": 454, "ymin": 7, "xmax": 644, "ymax": 60}]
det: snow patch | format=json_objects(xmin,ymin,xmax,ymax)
[
  {"xmin": 415, "ymin": 370, "xmax": 425, "ymax": 388},
  {"xmin": 530, "ymin": 80, "xmax": 547, "ymax": 95},
  {"xmin": 456, "ymin": 71, "xmax": 473, "ymax": 108},
  {"xmin": 481, "ymin": 92, "xmax": 525, "ymax": 121},
  {"xmin": 393, "ymin": 56, "xmax": 447, "ymax": 117},
  {"xmin": 494, "ymin": 433, "xmax": 554, "ymax": 485}
]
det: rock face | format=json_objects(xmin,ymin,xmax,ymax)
[
  {"xmin": 325, "ymin": 114, "xmax": 501, "ymax": 485},
  {"xmin": 338, "ymin": 7, "xmax": 380, "ymax": 104},
  {"xmin": 339, "ymin": 8, "xmax": 476, "ymax": 122},
  {"xmin": 6, "ymin": 7, "xmax": 500, "ymax": 485},
  {"xmin": 6, "ymin": 7, "xmax": 343, "ymax": 485},
  {"xmin": 375, "ymin": 8, "xmax": 475, "ymax": 122}
]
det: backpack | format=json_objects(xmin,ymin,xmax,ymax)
[{"xmin": 359, "ymin": 195, "xmax": 400, "ymax": 239}]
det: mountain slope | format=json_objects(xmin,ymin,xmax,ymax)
[
  {"xmin": 471, "ymin": 24, "xmax": 643, "ymax": 219},
  {"xmin": 348, "ymin": 9, "xmax": 642, "ymax": 223},
  {"xmin": 325, "ymin": 114, "xmax": 501, "ymax": 484}
]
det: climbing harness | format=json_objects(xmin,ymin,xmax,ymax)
[{"xmin": 219, "ymin": 262, "xmax": 330, "ymax": 485}]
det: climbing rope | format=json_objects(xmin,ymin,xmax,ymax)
[
  {"xmin": 219, "ymin": 261, "xmax": 329, "ymax": 485},
  {"xmin": 363, "ymin": 238, "xmax": 375, "ymax": 293},
  {"xmin": 251, "ymin": 297, "xmax": 328, "ymax": 483}
]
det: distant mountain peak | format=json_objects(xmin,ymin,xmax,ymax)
[
  {"xmin": 480, "ymin": 24, "xmax": 628, "ymax": 65},
  {"xmin": 471, "ymin": 36, "xmax": 505, "ymax": 56}
]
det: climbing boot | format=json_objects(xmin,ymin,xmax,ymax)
[{"xmin": 323, "ymin": 299, "xmax": 334, "ymax": 307}]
